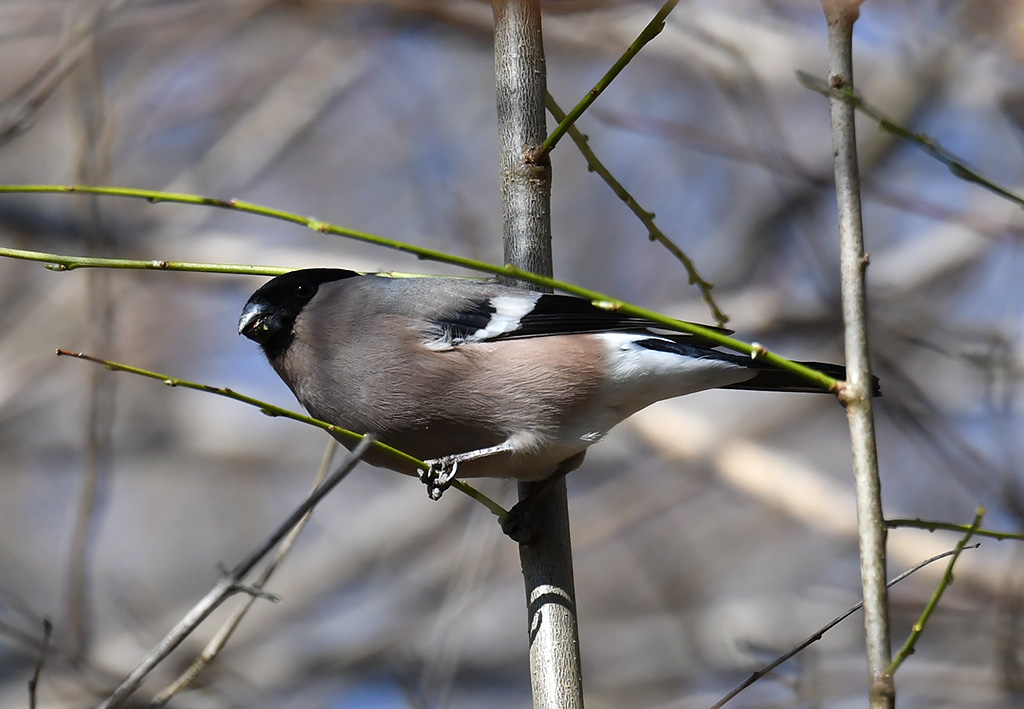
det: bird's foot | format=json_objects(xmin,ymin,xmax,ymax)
[
  {"xmin": 500, "ymin": 501, "xmax": 539, "ymax": 544},
  {"xmin": 497, "ymin": 456, "xmax": 583, "ymax": 543},
  {"xmin": 419, "ymin": 457, "xmax": 459, "ymax": 500}
]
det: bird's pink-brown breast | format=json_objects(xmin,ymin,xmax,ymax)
[{"xmin": 279, "ymin": 303, "xmax": 607, "ymax": 479}]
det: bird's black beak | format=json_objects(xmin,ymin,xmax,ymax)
[{"xmin": 238, "ymin": 300, "xmax": 275, "ymax": 344}]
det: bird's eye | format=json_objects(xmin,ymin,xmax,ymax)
[{"xmin": 294, "ymin": 283, "xmax": 316, "ymax": 300}]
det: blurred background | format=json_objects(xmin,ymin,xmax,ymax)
[{"xmin": 1, "ymin": 0, "xmax": 1023, "ymax": 707}]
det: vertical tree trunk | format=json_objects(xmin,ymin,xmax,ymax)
[{"xmin": 492, "ymin": 1, "xmax": 584, "ymax": 707}]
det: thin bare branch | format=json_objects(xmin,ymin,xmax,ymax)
[
  {"xmin": 798, "ymin": 71, "xmax": 1024, "ymax": 210},
  {"xmin": 537, "ymin": 0, "xmax": 678, "ymax": 158},
  {"xmin": 886, "ymin": 517, "xmax": 1024, "ymax": 540},
  {"xmin": 546, "ymin": 93, "xmax": 727, "ymax": 325},
  {"xmin": 821, "ymin": 2, "xmax": 893, "ymax": 706},
  {"xmin": 27, "ymin": 617, "xmax": 51, "ymax": 709},
  {"xmin": 710, "ymin": 544, "xmax": 979, "ymax": 709},
  {"xmin": 149, "ymin": 440, "xmax": 340, "ymax": 705},
  {"xmin": 95, "ymin": 436, "xmax": 375, "ymax": 709}
]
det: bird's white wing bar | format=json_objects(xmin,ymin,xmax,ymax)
[
  {"xmin": 469, "ymin": 294, "xmax": 542, "ymax": 341},
  {"xmin": 423, "ymin": 292, "xmax": 544, "ymax": 350}
]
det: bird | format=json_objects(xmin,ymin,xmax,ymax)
[{"xmin": 238, "ymin": 268, "xmax": 876, "ymax": 496}]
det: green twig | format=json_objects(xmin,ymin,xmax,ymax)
[
  {"xmin": 888, "ymin": 508, "xmax": 985, "ymax": 674},
  {"xmin": 798, "ymin": 71, "xmax": 1024, "ymax": 210},
  {"xmin": 0, "ymin": 246, "xmax": 291, "ymax": 276},
  {"xmin": 886, "ymin": 516, "xmax": 1024, "ymax": 541},
  {"xmin": 0, "ymin": 184, "xmax": 840, "ymax": 392},
  {"xmin": 546, "ymin": 93, "xmax": 727, "ymax": 326},
  {"xmin": 0, "ymin": 246, "xmax": 462, "ymax": 281},
  {"xmin": 54, "ymin": 349, "xmax": 509, "ymax": 519},
  {"xmin": 537, "ymin": 0, "xmax": 679, "ymax": 158}
]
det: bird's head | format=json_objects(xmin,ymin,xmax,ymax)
[{"xmin": 239, "ymin": 268, "xmax": 357, "ymax": 360}]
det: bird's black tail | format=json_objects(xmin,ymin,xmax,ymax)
[{"xmin": 720, "ymin": 360, "xmax": 882, "ymax": 396}]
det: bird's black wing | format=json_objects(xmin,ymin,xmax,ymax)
[{"xmin": 433, "ymin": 292, "xmax": 730, "ymax": 346}]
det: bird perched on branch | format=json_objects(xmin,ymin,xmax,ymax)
[{"xmin": 239, "ymin": 268, "xmax": 876, "ymax": 498}]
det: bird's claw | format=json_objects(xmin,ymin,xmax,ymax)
[
  {"xmin": 499, "ymin": 501, "xmax": 537, "ymax": 544},
  {"xmin": 420, "ymin": 457, "xmax": 459, "ymax": 500}
]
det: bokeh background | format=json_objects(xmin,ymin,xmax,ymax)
[{"xmin": 2, "ymin": 1, "xmax": 1024, "ymax": 707}]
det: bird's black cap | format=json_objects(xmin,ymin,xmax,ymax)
[{"xmin": 239, "ymin": 268, "xmax": 358, "ymax": 360}]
